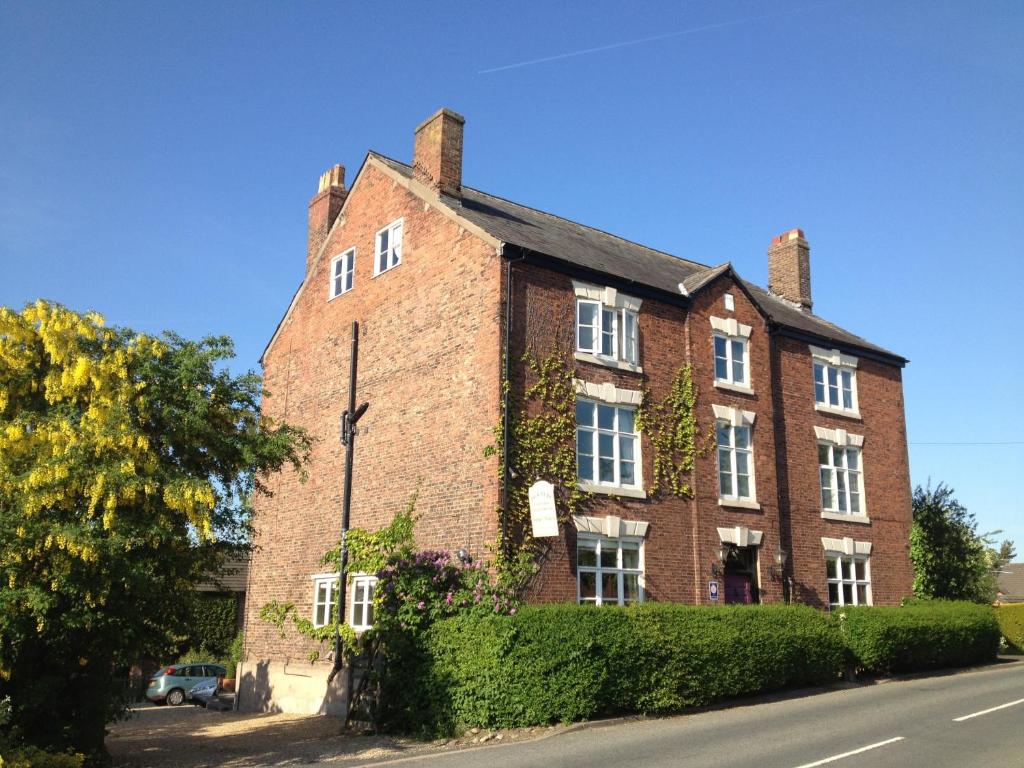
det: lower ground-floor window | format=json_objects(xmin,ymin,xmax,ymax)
[
  {"xmin": 350, "ymin": 574, "xmax": 377, "ymax": 631},
  {"xmin": 577, "ymin": 535, "xmax": 644, "ymax": 606},
  {"xmin": 312, "ymin": 573, "xmax": 338, "ymax": 627},
  {"xmin": 826, "ymin": 555, "xmax": 871, "ymax": 609},
  {"xmin": 312, "ymin": 572, "xmax": 378, "ymax": 630}
]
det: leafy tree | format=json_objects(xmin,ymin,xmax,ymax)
[
  {"xmin": 0, "ymin": 301, "xmax": 309, "ymax": 760},
  {"xmin": 910, "ymin": 482, "xmax": 1007, "ymax": 603}
]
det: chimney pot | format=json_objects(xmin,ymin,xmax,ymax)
[
  {"xmin": 307, "ymin": 164, "xmax": 347, "ymax": 272},
  {"xmin": 413, "ymin": 107, "xmax": 465, "ymax": 198},
  {"xmin": 767, "ymin": 228, "xmax": 812, "ymax": 311}
]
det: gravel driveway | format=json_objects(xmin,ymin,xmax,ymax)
[
  {"xmin": 107, "ymin": 701, "xmax": 561, "ymax": 767},
  {"xmin": 107, "ymin": 702, "xmax": 435, "ymax": 767}
]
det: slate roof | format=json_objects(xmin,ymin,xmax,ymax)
[
  {"xmin": 997, "ymin": 564, "xmax": 1024, "ymax": 603},
  {"xmin": 373, "ymin": 153, "xmax": 905, "ymax": 364}
]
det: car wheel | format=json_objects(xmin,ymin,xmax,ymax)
[{"xmin": 166, "ymin": 688, "xmax": 185, "ymax": 706}]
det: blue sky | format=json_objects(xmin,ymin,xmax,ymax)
[{"xmin": 2, "ymin": 1, "xmax": 1022, "ymax": 549}]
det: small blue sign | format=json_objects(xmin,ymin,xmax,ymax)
[{"xmin": 709, "ymin": 580, "xmax": 719, "ymax": 601}]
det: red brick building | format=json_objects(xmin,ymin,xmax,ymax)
[{"xmin": 239, "ymin": 108, "xmax": 913, "ymax": 713}]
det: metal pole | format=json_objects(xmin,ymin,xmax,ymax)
[{"xmin": 330, "ymin": 321, "xmax": 359, "ymax": 683}]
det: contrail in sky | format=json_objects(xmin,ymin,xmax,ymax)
[{"xmin": 479, "ymin": 0, "xmax": 847, "ymax": 74}]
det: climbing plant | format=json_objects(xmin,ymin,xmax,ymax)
[
  {"xmin": 635, "ymin": 363, "xmax": 702, "ymax": 498},
  {"xmin": 487, "ymin": 351, "xmax": 588, "ymax": 560},
  {"xmin": 258, "ymin": 495, "xmax": 524, "ymax": 664}
]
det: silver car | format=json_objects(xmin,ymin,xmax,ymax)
[{"xmin": 146, "ymin": 663, "xmax": 225, "ymax": 706}]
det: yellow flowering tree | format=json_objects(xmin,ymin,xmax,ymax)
[{"xmin": 0, "ymin": 301, "xmax": 309, "ymax": 759}]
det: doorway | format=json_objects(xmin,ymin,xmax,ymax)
[{"xmin": 723, "ymin": 545, "xmax": 760, "ymax": 604}]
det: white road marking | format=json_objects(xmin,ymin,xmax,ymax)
[
  {"xmin": 792, "ymin": 737, "xmax": 906, "ymax": 768},
  {"xmin": 953, "ymin": 697, "xmax": 1024, "ymax": 722}
]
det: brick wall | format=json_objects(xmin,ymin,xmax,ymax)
[
  {"xmin": 245, "ymin": 160, "xmax": 503, "ymax": 664},
  {"xmin": 772, "ymin": 335, "xmax": 914, "ymax": 607},
  {"xmin": 510, "ymin": 265, "xmax": 909, "ymax": 608},
  {"xmin": 685, "ymin": 278, "xmax": 786, "ymax": 605}
]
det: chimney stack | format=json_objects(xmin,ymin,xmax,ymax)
[
  {"xmin": 767, "ymin": 228, "xmax": 812, "ymax": 311},
  {"xmin": 413, "ymin": 108, "xmax": 465, "ymax": 198},
  {"xmin": 308, "ymin": 164, "xmax": 347, "ymax": 272}
]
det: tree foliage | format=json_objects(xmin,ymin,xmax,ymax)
[
  {"xmin": 0, "ymin": 301, "xmax": 309, "ymax": 759},
  {"xmin": 909, "ymin": 482, "xmax": 1007, "ymax": 604}
]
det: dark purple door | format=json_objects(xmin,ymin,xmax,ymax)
[{"xmin": 724, "ymin": 574, "xmax": 752, "ymax": 604}]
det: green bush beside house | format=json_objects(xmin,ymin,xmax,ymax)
[
  {"xmin": 388, "ymin": 604, "xmax": 846, "ymax": 736},
  {"xmin": 835, "ymin": 601, "xmax": 1000, "ymax": 674},
  {"xmin": 379, "ymin": 600, "xmax": 1000, "ymax": 736}
]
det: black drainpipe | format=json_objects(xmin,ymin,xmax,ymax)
[{"xmin": 501, "ymin": 245, "xmax": 527, "ymax": 558}]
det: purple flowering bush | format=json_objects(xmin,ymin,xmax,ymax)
[{"xmin": 374, "ymin": 550, "xmax": 519, "ymax": 636}]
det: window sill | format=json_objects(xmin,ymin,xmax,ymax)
[
  {"xmin": 821, "ymin": 511, "xmax": 871, "ymax": 524},
  {"xmin": 814, "ymin": 403, "xmax": 861, "ymax": 420},
  {"xmin": 371, "ymin": 263, "xmax": 401, "ymax": 279},
  {"xmin": 574, "ymin": 351, "xmax": 642, "ymax": 374},
  {"xmin": 717, "ymin": 497, "xmax": 761, "ymax": 511},
  {"xmin": 578, "ymin": 481, "xmax": 647, "ymax": 499},
  {"xmin": 713, "ymin": 380, "xmax": 754, "ymax": 396},
  {"xmin": 328, "ymin": 290, "xmax": 353, "ymax": 302}
]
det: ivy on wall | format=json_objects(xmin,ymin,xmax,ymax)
[
  {"xmin": 491, "ymin": 354, "xmax": 705, "ymax": 563},
  {"xmin": 636, "ymin": 363, "xmax": 703, "ymax": 498},
  {"xmin": 488, "ymin": 351, "xmax": 588, "ymax": 560}
]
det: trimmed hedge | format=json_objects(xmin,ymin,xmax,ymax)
[
  {"xmin": 387, "ymin": 604, "xmax": 846, "ymax": 735},
  {"xmin": 996, "ymin": 604, "xmax": 1024, "ymax": 652},
  {"xmin": 836, "ymin": 601, "xmax": 1000, "ymax": 673},
  {"xmin": 184, "ymin": 594, "xmax": 238, "ymax": 657}
]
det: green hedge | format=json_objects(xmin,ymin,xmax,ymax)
[
  {"xmin": 996, "ymin": 604, "xmax": 1024, "ymax": 652},
  {"xmin": 836, "ymin": 601, "xmax": 1000, "ymax": 673},
  {"xmin": 183, "ymin": 594, "xmax": 238, "ymax": 658},
  {"xmin": 386, "ymin": 604, "xmax": 846, "ymax": 735}
]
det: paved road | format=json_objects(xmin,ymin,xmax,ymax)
[{"xmin": 364, "ymin": 662, "xmax": 1024, "ymax": 768}]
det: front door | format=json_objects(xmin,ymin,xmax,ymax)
[
  {"xmin": 724, "ymin": 573, "xmax": 752, "ymax": 604},
  {"xmin": 723, "ymin": 545, "xmax": 760, "ymax": 604}
]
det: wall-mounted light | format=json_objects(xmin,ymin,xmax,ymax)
[
  {"xmin": 456, "ymin": 548, "xmax": 473, "ymax": 565},
  {"xmin": 769, "ymin": 547, "xmax": 788, "ymax": 581},
  {"xmin": 711, "ymin": 543, "xmax": 729, "ymax": 579}
]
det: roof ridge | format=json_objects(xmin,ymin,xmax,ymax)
[{"xmin": 368, "ymin": 150, "xmax": 711, "ymax": 272}]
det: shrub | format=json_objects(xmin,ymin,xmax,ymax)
[
  {"xmin": 836, "ymin": 601, "xmax": 1000, "ymax": 673},
  {"xmin": 996, "ymin": 604, "xmax": 1024, "ymax": 652},
  {"xmin": 0, "ymin": 698, "xmax": 83, "ymax": 768},
  {"xmin": 184, "ymin": 594, "xmax": 238, "ymax": 658},
  {"xmin": 0, "ymin": 744, "xmax": 84, "ymax": 768},
  {"xmin": 387, "ymin": 603, "xmax": 845, "ymax": 736}
]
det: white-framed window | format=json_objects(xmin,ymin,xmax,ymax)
[
  {"xmin": 714, "ymin": 334, "xmax": 749, "ymax": 387},
  {"xmin": 329, "ymin": 248, "xmax": 355, "ymax": 298},
  {"xmin": 825, "ymin": 554, "xmax": 871, "ymax": 609},
  {"xmin": 710, "ymin": 317, "xmax": 752, "ymax": 391},
  {"xmin": 811, "ymin": 346, "xmax": 859, "ymax": 416},
  {"xmin": 716, "ymin": 422, "xmax": 755, "ymax": 501},
  {"xmin": 576, "ymin": 299, "xmax": 639, "ymax": 365},
  {"xmin": 311, "ymin": 573, "xmax": 338, "ymax": 628},
  {"xmin": 576, "ymin": 399, "xmax": 640, "ymax": 490},
  {"xmin": 374, "ymin": 218, "xmax": 403, "ymax": 275},
  {"xmin": 577, "ymin": 535, "xmax": 644, "ymax": 606},
  {"xmin": 350, "ymin": 574, "xmax": 377, "ymax": 632},
  {"xmin": 818, "ymin": 442, "xmax": 864, "ymax": 516}
]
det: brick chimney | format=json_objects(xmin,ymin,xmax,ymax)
[
  {"xmin": 413, "ymin": 108, "xmax": 464, "ymax": 198},
  {"xmin": 307, "ymin": 164, "xmax": 347, "ymax": 272},
  {"xmin": 767, "ymin": 228, "xmax": 812, "ymax": 311}
]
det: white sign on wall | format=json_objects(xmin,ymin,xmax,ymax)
[{"xmin": 528, "ymin": 480, "xmax": 559, "ymax": 538}]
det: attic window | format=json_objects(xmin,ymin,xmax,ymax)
[
  {"xmin": 724, "ymin": 293, "xmax": 735, "ymax": 311},
  {"xmin": 374, "ymin": 219, "xmax": 403, "ymax": 276},
  {"xmin": 572, "ymin": 281, "xmax": 643, "ymax": 373}
]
